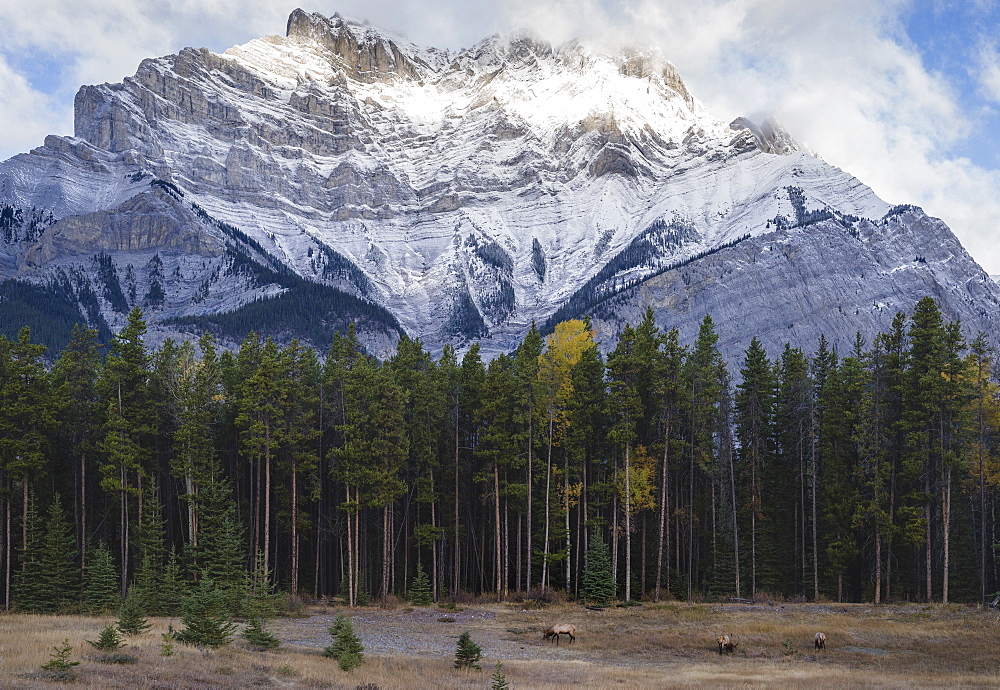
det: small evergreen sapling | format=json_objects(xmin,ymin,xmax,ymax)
[
  {"xmin": 322, "ymin": 613, "xmax": 364, "ymax": 671},
  {"xmin": 117, "ymin": 588, "xmax": 153, "ymax": 636},
  {"xmin": 41, "ymin": 639, "xmax": 80, "ymax": 673},
  {"xmin": 409, "ymin": 562, "xmax": 432, "ymax": 606},
  {"xmin": 454, "ymin": 631, "xmax": 482, "ymax": 670},
  {"xmin": 88, "ymin": 624, "xmax": 125, "ymax": 651},
  {"xmin": 490, "ymin": 661, "xmax": 509, "ymax": 689},
  {"xmin": 242, "ymin": 617, "xmax": 281, "ymax": 650}
]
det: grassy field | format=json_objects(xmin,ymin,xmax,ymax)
[{"xmin": 2, "ymin": 601, "xmax": 998, "ymax": 687}]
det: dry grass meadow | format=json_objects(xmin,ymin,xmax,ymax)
[{"xmin": 2, "ymin": 600, "xmax": 999, "ymax": 688}]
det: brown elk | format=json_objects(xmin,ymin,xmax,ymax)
[
  {"xmin": 717, "ymin": 634, "xmax": 738, "ymax": 655},
  {"xmin": 543, "ymin": 623, "xmax": 577, "ymax": 645},
  {"xmin": 814, "ymin": 632, "xmax": 827, "ymax": 650}
]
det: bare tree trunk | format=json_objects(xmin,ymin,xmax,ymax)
[
  {"xmin": 291, "ymin": 458, "xmax": 299, "ymax": 596},
  {"xmin": 565, "ymin": 449, "xmax": 571, "ymax": 595},
  {"xmin": 943, "ymin": 464, "xmax": 951, "ymax": 604},
  {"xmin": 264, "ymin": 440, "xmax": 272, "ymax": 580},
  {"xmin": 431, "ymin": 497, "xmax": 438, "ymax": 602},
  {"xmin": 4, "ymin": 482, "xmax": 10, "ymax": 610},
  {"xmin": 925, "ymin": 469, "xmax": 932, "ymax": 602},
  {"xmin": 345, "ymin": 484, "xmax": 355, "ymax": 606},
  {"xmin": 80, "ymin": 452, "xmax": 87, "ymax": 571},
  {"xmin": 495, "ymin": 463, "xmax": 502, "ymax": 602},
  {"xmin": 728, "ymin": 433, "xmax": 740, "ymax": 599},
  {"xmin": 526, "ymin": 415, "xmax": 533, "ymax": 593},
  {"xmin": 454, "ymin": 415, "xmax": 460, "ymax": 597},
  {"xmin": 381, "ymin": 504, "xmax": 390, "ymax": 598},
  {"xmin": 874, "ymin": 519, "xmax": 882, "ymax": 605},
  {"xmin": 542, "ymin": 412, "xmax": 553, "ymax": 592},
  {"xmin": 625, "ymin": 442, "xmax": 632, "ymax": 601},
  {"xmin": 811, "ymin": 409, "xmax": 819, "ymax": 601},
  {"xmin": 656, "ymin": 416, "xmax": 670, "ymax": 602}
]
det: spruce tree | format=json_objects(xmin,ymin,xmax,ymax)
[
  {"xmin": 409, "ymin": 561, "xmax": 432, "ymax": 605},
  {"xmin": 88, "ymin": 624, "xmax": 125, "ymax": 651},
  {"xmin": 157, "ymin": 548, "xmax": 186, "ymax": 616},
  {"xmin": 174, "ymin": 576, "xmax": 236, "ymax": 648},
  {"xmin": 39, "ymin": 493, "xmax": 79, "ymax": 611},
  {"xmin": 12, "ymin": 491, "xmax": 44, "ymax": 612},
  {"xmin": 117, "ymin": 588, "xmax": 153, "ymax": 636},
  {"xmin": 490, "ymin": 661, "xmax": 510, "ymax": 689},
  {"xmin": 454, "ymin": 631, "xmax": 482, "ymax": 670},
  {"xmin": 242, "ymin": 617, "xmax": 281, "ymax": 650},
  {"xmin": 83, "ymin": 542, "xmax": 120, "ymax": 613},
  {"xmin": 580, "ymin": 530, "xmax": 616, "ymax": 605},
  {"xmin": 323, "ymin": 613, "xmax": 364, "ymax": 671}
]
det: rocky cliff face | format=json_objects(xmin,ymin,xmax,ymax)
[{"xmin": 2, "ymin": 10, "xmax": 999, "ymax": 357}]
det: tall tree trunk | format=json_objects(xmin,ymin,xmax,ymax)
[
  {"xmin": 431, "ymin": 497, "xmax": 438, "ymax": 602},
  {"xmin": 526, "ymin": 415, "xmax": 533, "ymax": 593},
  {"xmin": 811, "ymin": 410, "xmax": 819, "ymax": 601},
  {"xmin": 656, "ymin": 417, "xmax": 670, "ymax": 602},
  {"xmin": 874, "ymin": 518, "xmax": 882, "ymax": 605},
  {"xmin": 565, "ymin": 450, "xmax": 571, "ymax": 596},
  {"xmin": 453, "ymin": 414, "xmax": 460, "ymax": 597},
  {"xmin": 264, "ymin": 439, "xmax": 272, "ymax": 580},
  {"xmin": 345, "ymin": 484, "xmax": 355, "ymax": 606},
  {"xmin": 494, "ymin": 463, "xmax": 502, "ymax": 602},
  {"xmin": 542, "ymin": 412, "xmax": 553, "ymax": 592},
  {"xmin": 925, "ymin": 469, "xmax": 932, "ymax": 602},
  {"xmin": 728, "ymin": 435, "xmax": 740, "ymax": 599},
  {"xmin": 4, "ymin": 481, "xmax": 10, "ymax": 610},
  {"xmin": 625, "ymin": 442, "xmax": 632, "ymax": 602},
  {"xmin": 290, "ymin": 459, "xmax": 298, "ymax": 596},
  {"xmin": 80, "ymin": 451, "xmax": 87, "ymax": 571},
  {"xmin": 942, "ymin": 464, "xmax": 951, "ymax": 604},
  {"xmin": 381, "ymin": 504, "xmax": 390, "ymax": 598}
]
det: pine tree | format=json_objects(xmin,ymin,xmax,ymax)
[
  {"xmin": 323, "ymin": 613, "xmax": 364, "ymax": 670},
  {"xmin": 409, "ymin": 561, "xmax": 432, "ymax": 605},
  {"xmin": 117, "ymin": 588, "xmax": 152, "ymax": 636},
  {"xmin": 83, "ymin": 542, "xmax": 120, "ymax": 613},
  {"xmin": 580, "ymin": 530, "xmax": 616, "ymax": 605},
  {"xmin": 174, "ymin": 576, "xmax": 237, "ymax": 648},
  {"xmin": 454, "ymin": 631, "xmax": 482, "ymax": 670}
]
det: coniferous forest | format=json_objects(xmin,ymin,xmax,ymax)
[{"xmin": 1, "ymin": 295, "xmax": 999, "ymax": 618}]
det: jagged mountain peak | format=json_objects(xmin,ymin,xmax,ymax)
[{"xmin": 2, "ymin": 11, "xmax": 999, "ymax": 359}]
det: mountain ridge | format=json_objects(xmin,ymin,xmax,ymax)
[{"xmin": 1, "ymin": 9, "xmax": 998, "ymax": 358}]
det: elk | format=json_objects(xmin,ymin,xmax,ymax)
[
  {"xmin": 717, "ymin": 634, "xmax": 738, "ymax": 655},
  {"xmin": 543, "ymin": 623, "xmax": 577, "ymax": 645},
  {"xmin": 814, "ymin": 632, "xmax": 827, "ymax": 650}
]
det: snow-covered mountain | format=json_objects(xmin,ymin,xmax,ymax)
[{"xmin": 2, "ymin": 9, "xmax": 998, "ymax": 359}]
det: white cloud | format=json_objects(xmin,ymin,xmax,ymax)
[
  {"xmin": 0, "ymin": 55, "xmax": 70, "ymax": 154},
  {"xmin": 976, "ymin": 42, "xmax": 1000, "ymax": 104},
  {"xmin": 1, "ymin": 0, "xmax": 999, "ymax": 271}
]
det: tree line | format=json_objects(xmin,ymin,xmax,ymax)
[{"xmin": 1, "ymin": 295, "xmax": 998, "ymax": 614}]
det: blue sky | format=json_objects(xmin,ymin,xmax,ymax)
[{"xmin": 1, "ymin": 1, "xmax": 999, "ymax": 272}]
